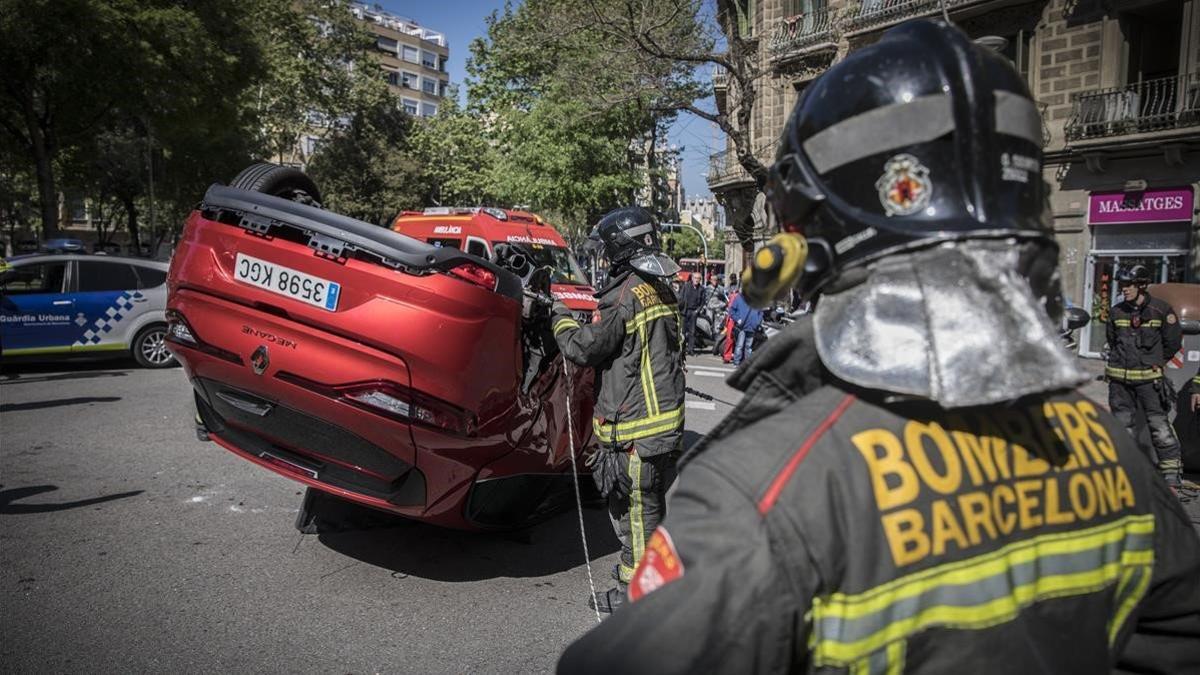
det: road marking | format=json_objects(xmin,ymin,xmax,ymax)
[
  {"xmin": 689, "ymin": 364, "xmax": 735, "ymax": 373},
  {"xmin": 690, "ymin": 370, "xmax": 726, "ymax": 378},
  {"xmin": 686, "ymin": 400, "xmax": 716, "ymax": 410}
]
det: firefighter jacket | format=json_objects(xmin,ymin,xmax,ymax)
[
  {"xmin": 1106, "ymin": 292, "xmax": 1182, "ymax": 383},
  {"xmin": 552, "ymin": 269, "xmax": 685, "ymax": 457},
  {"xmin": 559, "ymin": 318, "xmax": 1200, "ymax": 675}
]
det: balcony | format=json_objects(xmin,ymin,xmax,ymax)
[
  {"xmin": 707, "ymin": 150, "xmax": 754, "ymax": 191},
  {"xmin": 1065, "ymin": 73, "xmax": 1200, "ymax": 143},
  {"xmin": 844, "ymin": 0, "xmax": 988, "ymax": 34},
  {"xmin": 769, "ymin": 7, "xmax": 837, "ymax": 59}
]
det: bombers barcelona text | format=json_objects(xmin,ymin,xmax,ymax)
[{"xmin": 853, "ymin": 400, "xmax": 1135, "ymax": 567}]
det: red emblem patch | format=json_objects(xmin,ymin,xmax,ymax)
[{"xmin": 629, "ymin": 527, "xmax": 684, "ymax": 601}]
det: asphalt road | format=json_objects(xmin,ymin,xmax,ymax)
[{"xmin": 0, "ymin": 353, "xmax": 744, "ymax": 674}]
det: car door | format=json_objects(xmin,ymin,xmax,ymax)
[
  {"xmin": 71, "ymin": 259, "xmax": 144, "ymax": 353},
  {"xmin": 0, "ymin": 260, "xmax": 74, "ymax": 355}
]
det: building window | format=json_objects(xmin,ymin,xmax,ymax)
[
  {"xmin": 438, "ymin": 55, "xmax": 449, "ymax": 72},
  {"xmin": 402, "ymin": 45, "xmax": 419, "ymax": 63},
  {"xmin": 422, "ymin": 77, "xmax": 437, "ymax": 95},
  {"xmin": 402, "ymin": 99, "xmax": 419, "ymax": 116},
  {"xmin": 377, "ymin": 37, "xmax": 397, "ymax": 54},
  {"xmin": 998, "ymin": 31, "xmax": 1033, "ymax": 84},
  {"xmin": 421, "ymin": 49, "xmax": 438, "ymax": 69},
  {"xmin": 439, "ymin": 80, "xmax": 449, "ymax": 97},
  {"xmin": 385, "ymin": 70, "xmax": 400, "ymax": 87},
  {"xmin": 402, "ymin": 71, "xmax": 418, "ymax": 89},
  {"xmin": 422, "ymin": 102, "xmax": 438, "ymax": 117}
]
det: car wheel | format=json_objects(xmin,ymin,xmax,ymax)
[
  {"xmin": 132, "ymin": 324, "xmax": 176, "ymax": 368},
  {"xmin": 229, "ymin": 162, "xmax": 323, "ymax": 207}
]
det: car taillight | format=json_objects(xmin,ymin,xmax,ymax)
[
  {"xmin": 278, "ymin": 374, "xmax": 477, "ymax": 437},
  {"xmin": 447, "ymin": 262, "xmax": 497, "ymax": 291},
  {"xmin": 165, "ymin": 310, "xmax": 242, "ymax": 364}
]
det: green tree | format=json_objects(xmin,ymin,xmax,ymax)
[
  {"xmin": 305, "ymin": 100, "xmax": 426, "ymax": 226},
  {"xmin": 251, "ymin": 0, "xmax": 390, "ymax": 165},
  {"xmin": 0, "ymin": 0, "xmax": 266, "ymax": 246},
  {"xmin": 408, "ymin": 92, "xmax": 497, "ymax": 207},
  {"xmin": 465, "ymin": 0, "xmax": 695, "ymax": 239}
]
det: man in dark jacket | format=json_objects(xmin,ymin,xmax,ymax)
[
  {"xmin": 558, "ymin": 20, "xmax": 1200, "ymax": 674},
  {"xmin": 1106, "ymin": 264, "xmax": 1184, "ymax": 489},
  {"xmin": 551, "ymin": 206, "xmax": 685, "ymax": 613},
  {"xmin": 678, "ymin": 273, "xmax": 705, "ymax": 355}
]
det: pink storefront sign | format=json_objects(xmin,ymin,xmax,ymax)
[{"xmin": 1088, "ymin": 188, "xmax": 1194, "ymax": 225}]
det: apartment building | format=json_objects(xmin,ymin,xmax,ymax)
[
  {"xmin": 352, "ymin": 3, "xmax": 450, "ymax": 119},
  {"xmin": 710, "ymin": 0, "xmax": 1199, "ymax": 356}
]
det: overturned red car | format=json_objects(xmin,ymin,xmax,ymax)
[{"xmin": 167, "ymin": 164, "xmax": 596, "ymax": 530}]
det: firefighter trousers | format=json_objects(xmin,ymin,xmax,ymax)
[
  {"xmin": 1109, "ymin": 378, "xmax": 1182, "ymax": 481},
  {"xmin": 609, "ymin": 450, "xmax": 680, "ymax": 584}
]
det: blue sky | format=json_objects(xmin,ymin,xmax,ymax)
[{"xmin": 377, "ymin": 0, "xmax": 716, "ymax": 199}]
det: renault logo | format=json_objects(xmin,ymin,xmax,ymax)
[{"xmin": 250, "ymin": 345, "xmax": 269, "ymax": 375}]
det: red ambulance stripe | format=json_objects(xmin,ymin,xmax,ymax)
[{"xmin": 757, "ymin": 393, "xmax": 857, "ymax": 514}]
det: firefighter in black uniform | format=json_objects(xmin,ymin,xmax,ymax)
[
  {"xmin": 558, "ymin": 20, "xmax": 1200, "ymax": 674},
  {"xmin": 1106, "ymin": 264, "xmax": 1184, "ymax": 489},
  {"xmin": 551, "ymin": 206, "xmax": 686, "ymax": 613}
]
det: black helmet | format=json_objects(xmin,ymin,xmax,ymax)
[
  {"xmin": 765, "ymin": 20, "xmax": 1052, "ymax": 297},
  {"xmin": 591, "ymin": 206, "xmax": 680, "ymax": 277},
  {"xmin": 1115, "ymin": 264, "xmax": 1151, "ymax": 286}
]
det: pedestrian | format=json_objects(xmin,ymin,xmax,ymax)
[
  {"xmin": 1105, "ymin": 264, "xmax": 1185, "ymax": 491},
  {"xmin": 722, "ymin": 277, "xmax": 739, "ymax": 364},
  {"xmin": 550, "ymin": 206, "xmax": 685, "ymax": 614},
  {"xmin": 678, "ymin": 272, "xmax": 704, "ymax": 355},
  {"xmin": 727, "ymin": 290, "xmax": 762, "ymax": 366},
  {"xmin": 707, "ymin": 274, "xmax": 726, "ymax": 307},
  {"xmin": 559, "ymin": 20, "xmax": 1200, "ymax": 673}
]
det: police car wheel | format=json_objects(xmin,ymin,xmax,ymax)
[{"xmin": 132, "ymin": 324, "xmax": 176, "ymax": 369}]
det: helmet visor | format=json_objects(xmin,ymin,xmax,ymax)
[{"xmin": 629, "ymin": 252, "xmax": 681, "ymax": 278}]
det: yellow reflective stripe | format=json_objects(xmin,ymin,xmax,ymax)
[
  {"xmin": 618, "ymin": 563, "xmax": 636, "ymax": 584},
  {"xmin": 1192, "ymin": 374, "xmax": 1200, "ymax": 385},
  {"xmin": 638, "ymin": 322, "xmax": 659, "ymax": 416},
  {"xmin": 1105, "ymin": 366, "xmax": 1162, "ymax": 381},
  {"xmin": 1143, "ymin": 320, "xmax": 1162, "ymax": 327},
  {"xmin": 553, "ymin": 318, "xmax": 580, "ymax": 336},
  {"xmin": 1109, "ymin": 554, "xmax": 1154, "ymax": 644},
  {"xmin": 884, "ymin": 641, "xmax": 904, "ymax": 675},
  {"xmin": 629, "ymin": 453, "xmax": 645, "ymax": 569},
  {"xmin": 1114, "ymin": 319, "xmax": 1131, "ymax": 327},
  {"xmin": 811, "ymin": 515, "xmax": 1155, "ymax": 666},
  {"xmin": 592, "ymin": 407, "xmax": 684, "ymax": 443},
  {"xmin": 624, "ymin": 303, "xmax": 678, "ymax": 332},
  {"xmin": 849, "ymin": 640, "xmax": 905, "ymax": 675}
]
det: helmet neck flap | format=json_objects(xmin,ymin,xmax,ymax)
[{"xmin": 813, "ymin": 239, "xmax": 1088, "ymax": 408}]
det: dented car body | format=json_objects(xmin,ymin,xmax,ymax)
[{"xmin": 167, "ymin": 185, "xmax": 596, "ymax": 529}]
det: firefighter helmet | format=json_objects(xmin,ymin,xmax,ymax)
[
  {"xmin": 591, "ymin": 206, "xmax": 680, "ymax": 278},
  {"xmin": 765, "ymin": 19, "xmax": 1052, "ymax": 298}
]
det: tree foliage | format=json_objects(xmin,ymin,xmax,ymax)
[
  {"xmin": 408, "ymin": 92, "xmax": 497, "ymax": 207},
  {"xmin": 306, "ymin": 99, "xmax": 425, "ymax": 226},
  {"xmin": 464, "ymin": 0, "xmax": 701, "ymax": 239}
]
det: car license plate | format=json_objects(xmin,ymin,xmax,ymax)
[{"xmin": 234, "ymin": 253, "xmax": 340, "ymax": 311}]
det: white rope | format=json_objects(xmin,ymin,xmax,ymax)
[{"xmin": 562, "ymin": 352, "xmax": 603, "ymax": 624}]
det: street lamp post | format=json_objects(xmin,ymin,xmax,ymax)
[{"xmin": 661, "ymin": 222, "xmax": 709, "ymax": 261}]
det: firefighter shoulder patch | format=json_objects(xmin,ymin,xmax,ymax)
[
  {"xmin": 875, "ymin": 153, "xmax": 932, "ymax": 217},
  {"xmin": 629, "ymin": 527, "xmax": 684, "ymax": 601}
]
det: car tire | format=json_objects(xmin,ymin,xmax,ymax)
[
  {"xmin": 229, "ymin": 163, "xmax": 323, "ymax": 207},
  {"xmin": 132, "ymin": 324, "xmax": 176, "ymax": 369}
]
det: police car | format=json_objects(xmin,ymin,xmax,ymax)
[{"xmin": 0, "ymin": 254, "xmax": 175, "ymax": 368}]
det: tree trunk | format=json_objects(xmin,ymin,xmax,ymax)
[
  {"xmin": 22, "ymin": 99, "xmax": 61, "ymax": 240},
  {"xmin": 123, "ymin": 197, "xmax": 141, "ymax": 255}
]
